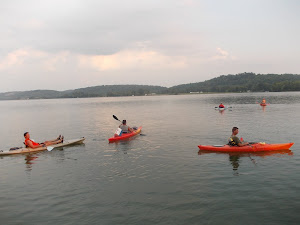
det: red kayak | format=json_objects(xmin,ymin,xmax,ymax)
[
  {"xmin": 198, "ymin": 142, "xmax": 294, "ymax": 152},
  {"xmin": 260, "ymin": 103, "xmax": 267, "ymax": 106},
  {"xmin": 108, "ymin": 126, "xmax": 142, "ymax": 143}
]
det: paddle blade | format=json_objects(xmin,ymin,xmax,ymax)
[
  {"xmin": 113, "ymin": 115, "xmax": 120, "ymax": 121},
  {"xmin": 47, "ymin": 146, "xmax": 54, "ymax": 151}
]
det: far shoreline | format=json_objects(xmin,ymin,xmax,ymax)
[{"xmin": 1, "ymin": 90, "xmax": 299, "ymax": 102}]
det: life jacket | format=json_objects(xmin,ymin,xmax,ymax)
[
  {"xmin": 24, "ymin": 138, "xmax": 39, "ymax": 147},
  {"xmin": 119, "ymin": 124, "xmax": 129, "ymax": 133},
  {"xmin": 228, "ymin": 137, "xmax": 237, "ymax": 146}
]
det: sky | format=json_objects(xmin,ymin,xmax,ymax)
[{"xmin": 0, "ymin": 0, "xmax": 299, "ymax": 92}]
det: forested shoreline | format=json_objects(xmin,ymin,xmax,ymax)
[{"xmin": 1, "ymin": 73, "xmax": 299, "ymax": 100}]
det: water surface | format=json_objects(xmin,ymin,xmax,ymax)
[{"xmin": 0, "ymin": 92, "xmax": 299, "ymax": 225}]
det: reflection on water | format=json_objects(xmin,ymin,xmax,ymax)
[
  {"xmin": 198, "ymin": 149, "xmax": 293, "ymax": 173},
  {"xmin": 261, "ymin": 105, "xmax": 266, "ymax": 112},
  {"xmin": 110, "ymin": 135, "xmax": 142, "ymax": 154},
  {"xmin": 218, "ymin": 108, "xmax": 225, "ymax": 115},
  {"xmin": 24, "ymin": 154, "xmax": 39, "ymax": 171},
  {"xmin": 229, "ymin": 154, "xmax": 241, "ymax": 170},
  {"xmin": 23, "ymin": 145, "xmax": 82, "ymax": 171}
]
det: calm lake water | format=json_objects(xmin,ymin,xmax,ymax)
[{"xmin": 0, "ymin": 92, "xmax": 299, "ymax": 225}]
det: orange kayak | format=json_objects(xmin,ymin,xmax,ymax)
[
  {"xmin": 198, "ymin": 142, "xmax": 294, "ymax": 152},
  {"xmin": 198, "ymin": 149, "xmax": 293, "ymax": 157},
  {"xmin": 108, "ymin": 126, "xmax": 142, "ymax": 143}
]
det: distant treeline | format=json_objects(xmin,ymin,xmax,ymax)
[
  {"xmin": 168, "ymin": 73, "xmax": 300, "ymax": 94},
  {"xmin": 0, "ymin": 85, "xmax": 168, "ymax": 100},
  {"xmin": 1, "ymin": 73, "xmax": 299, "ymax": 100}
]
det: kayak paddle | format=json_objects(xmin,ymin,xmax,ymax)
[
  {"xmin": 113, "ymin": 115, "xmax": 121, "ymax": 122},
  {"xmin": 248, "ymin": 154, "xmax": 257, "ymax": 165},
  {"xmin": 47, "ymin": 146, "xmax": 54, "ymax": 151}
]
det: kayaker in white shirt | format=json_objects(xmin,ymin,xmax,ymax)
[{"xmin": 119, "ymin": 120, "xmax": 133, "ymax": 133}]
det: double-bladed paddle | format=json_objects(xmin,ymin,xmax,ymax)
[{"xmin": 113, "ymin": 115, "xmax": 121, "ymax": 122}]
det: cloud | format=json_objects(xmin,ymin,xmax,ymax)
[
  {"xmin": 0, "ymin": 49, "xmax": 29, "ymax": 70},
  {"xmin": 216, "ymin": 48, "xmax": 229, "ymax": 57},
  {"xmin": 43, "ymin": 51, "xmax": 70, "ymax": 71},
  {"xmin": 0, "ymin": 46, "xmax": 187, "ymax": 76},
  {"xmin": 21, "ymin": 19, "xmax": 45, "ymax": 29},
  {"xmin": 78, "ymin": 49, "xmax": 187, "ymax": 71},
  {"xmin": 209, "ymin": 47, "xmax": 236, "ymax": 61},
  {"xmin": 0, "ymin": 46, "xmax": 235, "ymax": 75},
  {"xmin": 0, "ymin": 48, "xmax": 72, "ymax": 72}
]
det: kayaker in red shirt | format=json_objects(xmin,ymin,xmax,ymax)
[
  {"xmin": 228, "ymin": 127, "xmax": 249, "ymax": 147},
  {"xmin": 24, "ymin": 132, "xmax": 63, "ymax": 149},
  {"xmin": 219, "ymin": 103, "xmax": 225, "ymax": 108}
]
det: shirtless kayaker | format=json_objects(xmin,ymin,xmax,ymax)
[
  {"xmin": 24, "ymin": 132, "xmax": 63, "ymax": 149},
  {"xmin": 228, "ymin": 127, "xmax": 249, "ymax": 146}
]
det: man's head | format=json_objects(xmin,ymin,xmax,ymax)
[
  {"xmin": 232, "ymin": 127, "xmax": 239, "ymax": 135},
  {"xmin": 122, "ymin": 120, "xmax": 126, "ymax": 125},
  {"xmin": 24, "ymin": 132, "xmax": 29, "ymax": 138}
]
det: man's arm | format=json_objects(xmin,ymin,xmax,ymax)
[
  {"xmin": 237, "ymin": 141, "xmax": 249, "ymax": 146},
  {"xmin": 233, "ymin": 136, "xmax": 249, "ymax": 146}
]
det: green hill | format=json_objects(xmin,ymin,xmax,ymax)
[
  {"xmin": 168, "ymin": 73, "xmax": 300, "ymax": 93},
  {"xmin": 0, "ymin": 85, "xmax": 167, "ymax": 100},
  {"xmin": 0, "ymin": 73, "xmax": 299, "ymax": 100},
  {"xmin": 0, "ymin": 90, "xmax": 61, "ymax": 100},
  {"xmin": 61, "ymin": 85, "xmax": 168, "ymax": 98}
]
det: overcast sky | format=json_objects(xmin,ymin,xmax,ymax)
[{"xmin": 1, "ymin": 0, "xmax": 299, "ymax": 92}]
